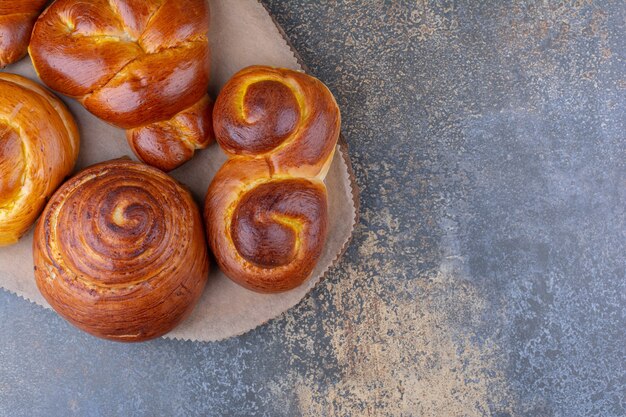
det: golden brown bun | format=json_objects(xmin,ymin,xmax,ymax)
[
  {"xmin": 127, "ymin": 95, "xmax": 215, "ymax": 172},
  {"xmin": 206, "ymin": 66, "xmax": 340, "ymax": 293},
  {"xmin": 33, "ymin": 159, "xmax": 209, "ymax": 342},
  {"xmin": 0, "ymin": 73, "xmax": 79, "ymax": 246},
  {"xmin": 0, "ymin": 0, "xmax": 47, "ymax": 67},
  {"xmin": 29, "ymin": 0, "xmax": 214, "ymax": 171}
]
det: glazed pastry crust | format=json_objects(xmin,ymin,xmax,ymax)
[
  {"xmin": 206, "ymin": 66, "xmax": 340, "ymax": 293},
  {"xmin": 0, "ymin": 73, "xmax": 79, "ymax": 245},
  {"xmin": 29, "ymin": 0, "xmax": 214, "ymax": 171},
  {"xmin": 0, "ymin": 0, "xmax": 47, "ymax": 67},
  {"xmin": 33, "ymin": 159, "xmax": 209, "ymax": 342}
]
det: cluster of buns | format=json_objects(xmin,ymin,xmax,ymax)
[{"xmin": 0, "ymin": 0, "xmax": 341, "ymax": 342}]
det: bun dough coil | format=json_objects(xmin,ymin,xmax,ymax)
[
  {"xmin": 0, "ymin": 0, "xmax": 47, "ymax": 67},
  {"xmin": 33, "ymin": 159, "xmax": 209, "ymax": 342},
  {"xmin": 29, "ymin": 0, "xmax": 214, "ymax": 171},
  {"xmin": 206, "ymin": 66, "xmax": 341, "ymax": 293},
  {"xmin": 0, "ymin": 73, "xmax": 79, "ymax": 245}
]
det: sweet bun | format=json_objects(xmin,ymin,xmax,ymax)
[
  {"xmin": 206, "ymin": 66, "xmax": 340, "ymax": 293},
  {"xmin": 33, "ymin": 159, "xmax": 209, "ymax": 341},
  {"xmin": 0, "ymin": 0, "xmax": 47, "ymax": 67},
  {"xmin": 0, "ymin": 73, "xmax": 79, "ymax": 245},
  {"xmin": 29, "ymin": 0, "xmax": 214, "ymax": 171}
]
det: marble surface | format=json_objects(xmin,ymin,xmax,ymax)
[{"xmin": 0, "ymin": 1, "xmax": 624, "ymax": 416}]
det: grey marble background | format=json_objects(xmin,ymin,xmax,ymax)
[{"xmin": 0, "ymin": 1, "xmax": 624, "ymax": 416}]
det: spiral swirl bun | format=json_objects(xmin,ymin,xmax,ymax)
[
  {"xmin": 213, "ymin": 66, "xmax": 341, "ymax": 178},
  {"xmin": 34, "ymin": 159, "xmax": 209, "ymax": 341},
  {"xmin": 29, "ymin": 0, "xmax": 214, "ymax": 171},
  {"xmin": 0, "ymin": 0, "xmax": 47, "ymax": 67},
  {"xmin": 0, "ymin": 73, "xmax": 79, "ymax": 246},
  {"xmin": 206, "ymin": 66, "xmax": 340, "ymax": 293}
]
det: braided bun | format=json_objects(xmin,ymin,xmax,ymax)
[{"xmin": 29, "ymin": 0, "xmax": 214, "ymax": 171}]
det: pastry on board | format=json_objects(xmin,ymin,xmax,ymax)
[
  {"xmin": 206, "ymin": 66, "xmax": 341, "ymax": 293},
  {"xmin": 29, "ymin": 0, "xmax": 214, "ymax": 171},
  {"xmin": 33, "ymin": 159, "xmax": 209, "ymax": 342},
  {"xmin": 0, "ymin": 73, "xmax": 79, "ymax": 245}
]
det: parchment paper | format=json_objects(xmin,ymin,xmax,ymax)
[{"xmin": 0, "ymin": 0, "xmax": 358, "ymax": 342}]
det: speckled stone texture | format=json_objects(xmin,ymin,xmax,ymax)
[{"xmin": 0, "ymin": 1, "xmax": 624, "ymax": 416}]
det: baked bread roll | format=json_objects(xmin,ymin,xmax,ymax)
[
  {"xmin": 29, "ymin": 0, "xmax": 214, "ymax": 171},
  {"xmin": 0, "ymin": 0, "xmax": 47, "ymax": 67},
  {"xmin": 33, "ymin": 159, "xmax": 209, "ymax": 342},
  {"xmin": 206, "ymin": 66, "xmax": 341, "ymax": 293},
  {"xmin": 0, "ymin": 73, "xmax": 78, "ymax": 246}
]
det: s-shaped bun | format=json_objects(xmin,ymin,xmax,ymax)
[{"xmin": 206, "ymin": 66, "xmax": 340, "ymax": 293}]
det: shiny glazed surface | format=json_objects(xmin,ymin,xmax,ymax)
[
  {"xmin": 33, "ymin": 159, "xmax": 209, "ymax": 341},
  {"xmin": 0, "ymin": 0, "xmax": 47, "ymax": 67},
  {"xmin": 206, "ymin": 66, "xmax": 340, "ymax": 293},
  {"xmin": 29, "ymin": 0, "xmax": 214, "ymax": 171},
  {"xmin": 0, "ymin": 73, "xmax": 79, "ymax": 245}
]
